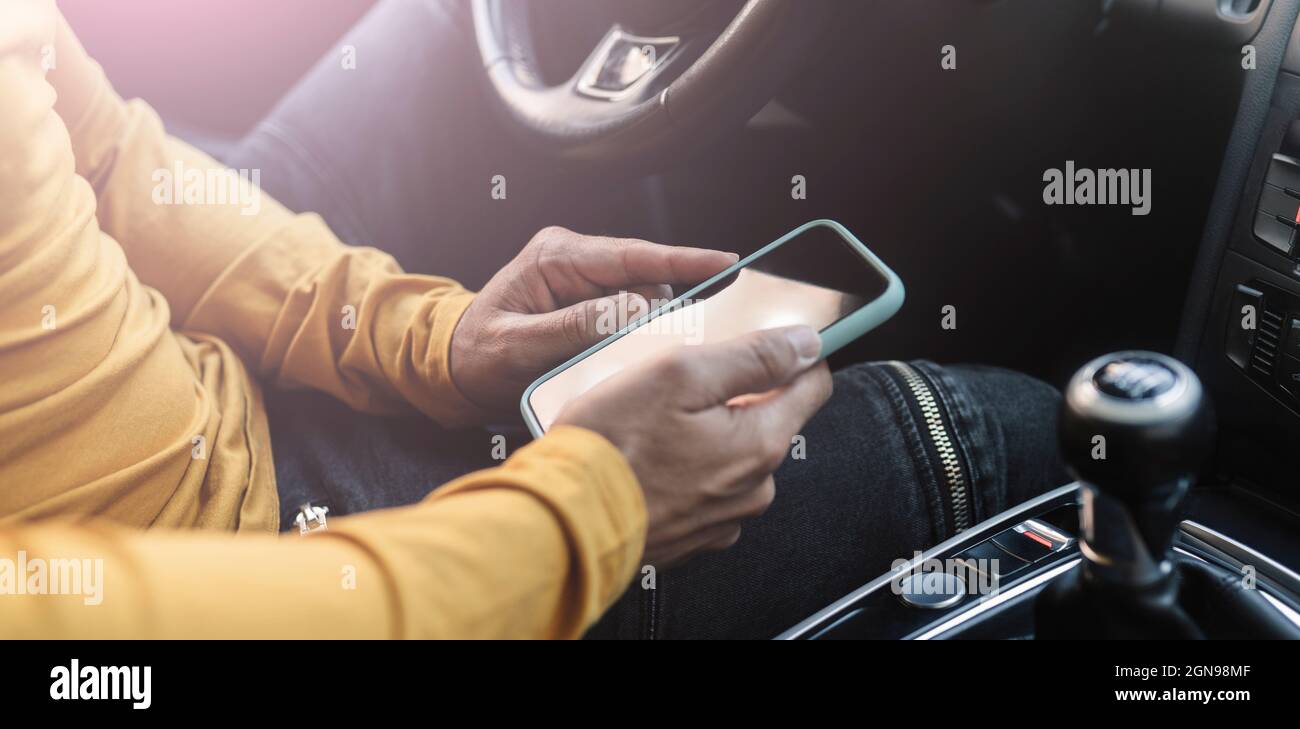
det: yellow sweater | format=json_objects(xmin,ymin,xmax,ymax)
[{"xmin": 0, "ymin": 1, "xmax": 645, "ymax": 638}]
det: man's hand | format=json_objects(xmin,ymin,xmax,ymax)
[
  {"xmin": 450, "ymin": 226, "xmax": 738, "ymax": 412},
  {"xmin": 555, "ymin": 326, "xmax": 833, "ymax": 568}
]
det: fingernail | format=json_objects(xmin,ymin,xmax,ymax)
[{"xmin": 786, "ymin": 326, "xmax": 821, "ymax": 364}]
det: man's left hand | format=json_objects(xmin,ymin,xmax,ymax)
[{"xmin": 449, "ymin": 226, "xmax": 738, "ymax": 414}]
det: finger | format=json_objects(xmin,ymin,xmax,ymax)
[
  {"xmin": 721, "ymin": 475, "xmax": 777, "ymax": 521},
  {"xmin": 747, "ymin": 361, "xmax": 834, "ymax": 441},
  {"xmin": 701, "ymin": 525, "xmax": 745, "ymax": 552},
  {"xmin": 624, "ymin": 283, "xmax": 673, "ymax": 311},
  {"xmin": 564, "ymin": 235, "xmax": 737, "ymax": 291},
  {"xmin": 651, "ymin": 521, "xmax": 745, "ymax": 568},
  {"xmin": 670, "ymin": 326, "xmax": 823, "ymax": 411},
  {"xmin": 531, "ymin": 291, "xmax": 649, "ymax": 359}
]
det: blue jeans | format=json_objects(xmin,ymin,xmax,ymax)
[{"xmin": 226, "ymin": 0, "xmax": 1067, "ymax": 638}]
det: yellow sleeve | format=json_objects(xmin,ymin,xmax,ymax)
[
  {"xmin": 46, "ymin": 10, "xmax": 486, "ymax": 425},
  {"xmin": 0, "ymin": 428, "xmax": 646, "ymax": 639}
]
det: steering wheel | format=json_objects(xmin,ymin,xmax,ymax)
[{"xmin": 471, "ymin": 0, "xmax": 839, "ymax": 166}]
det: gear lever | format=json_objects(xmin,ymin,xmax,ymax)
[
  {"xmin": 1061, "ymin": 351, "xmax": 1213, "ymax": 584},
  {"xmin": 1036, "ymin": 351, "xmax": 1214, "ymax": 639}
]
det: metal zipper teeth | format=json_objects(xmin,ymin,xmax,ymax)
[
  {"xmin": 642, "ymin": 580, "xmax": 657, "ymax": 640},
  {"xmin": 887, "ymin": 362, "xmax": 971, "ymax": 532}
]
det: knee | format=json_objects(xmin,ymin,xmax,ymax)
[
  {"xmin": 825, "ymin": 361, "xmax": 1067, "ymax": 511},
  {"xmin": 940, "ymin": 363, "xmax": 1068, "ymax": 502},
  {"xmin": 942, "ymin": 364, "xmax": 1062, "ymax": 432}
]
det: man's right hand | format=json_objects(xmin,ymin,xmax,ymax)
[{"xmin": 554, "ymin": 325, "xmax": 833, "ymax": 568}]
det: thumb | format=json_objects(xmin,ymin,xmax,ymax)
[
  {"xmin": 535, "ymin": 291, "xmax": 649, "ymax": 359},
  {"xmin": 677, "ymin": 326, "xmax": 822, "ymax": 410}
]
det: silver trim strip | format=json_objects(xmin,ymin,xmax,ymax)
[
  {"xmin": 912, "ymin": 559, "xmax": 1081, "ymax": 640},
  {"xmin": 1179, "ymin": 520, "xmax": 1300, "ymax": 596},
  {"xmin": 912, "ymin": 520, "xmax": 1300, "ymax": 639},
  {"xmin": 775, "ymin": 482, "xmax": 1080, "ymax": 640},
  {"xmin": 1261, "ymin": 592, "xmax": 1300, "ymax": 627},
  {"xmin": 1172, "ymin": 547, "xmax": 1300, "ymax": 630}
]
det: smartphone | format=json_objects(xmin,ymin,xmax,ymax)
[{"xmin": 521, "ymin": 219, "xmax": 904, "ymax": 436}]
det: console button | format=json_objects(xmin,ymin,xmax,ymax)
[
  {"xmin": 991, "ymin": 522, "xmax": 1070, "ymax": 563},
  {"xmin": 1260, "ymin": 184, "xmax": 1300, "ymax": 222},
  {"xmin": 1265, "ymin": 155, "xmax": 1300, "ymax": 192},
  {"xmin": 1226, "ymin": 284, "xmax": 1265, "ymax": 369},
  {"xmin": 1276, "ymin": 354, "xmax": 1300, "ymax": 398},
  {"xmin": 896, "ymin": 571, "xmax": 966, "ymax": 610},
  {"xmin": 1285, "ymin": 317, "xmax": 1300, "ymax": 361},
  {"xmin": 957, "ymin": 539, "xmax": 1029, "ymax": 578},
  {"xmin": 1254, "ymin": 212, "xmax": 1295, "ymax": 256}
]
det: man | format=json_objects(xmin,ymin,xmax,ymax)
[{"xmin": 0, "ymin": 0, "xmax": 1064, "ymax": 639}]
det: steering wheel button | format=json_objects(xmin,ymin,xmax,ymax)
[
  {"xmin": 593, "ymin": 40, "xmax": 674, "ymax": 92},
  {"xmin": 575, "ymin": 28, "xmax": 680, "ymax": 99}
]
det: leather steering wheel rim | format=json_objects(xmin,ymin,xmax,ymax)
[{"xmin": 471, "ymin": 0, "xmax": 837, "ymax": 166}]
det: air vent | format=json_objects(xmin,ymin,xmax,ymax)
[{"xmin": 1250, "ymin": 307, "xmax": 1284, "ymax": 377}]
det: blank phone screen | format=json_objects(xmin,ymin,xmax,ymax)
[{"xmin": 527, "ymin": 225, "xmax": 890, "ymax": 431}]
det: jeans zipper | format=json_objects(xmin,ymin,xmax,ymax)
[
  {"xmin": 640, "ymin": 576, "xmax": 658, "ymax": 640},
  {"xmin": 887, "ymin": 362, "xmax": 972, "ymax": 533}
]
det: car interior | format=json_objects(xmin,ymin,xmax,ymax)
[{"xmin": 62, "ymin": 0, "xmax": 1300, "ymax": 639}]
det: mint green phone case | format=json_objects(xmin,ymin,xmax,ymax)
[{"xmin": 520, "ymin": 219, "xmax": 905, "ymax": 437}]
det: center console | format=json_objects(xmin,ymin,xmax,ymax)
[
  {"xmin": 778, "ymin": 484, "xmax": 1081, "ymax": 639},
  {"xmin": 783, "ymin": 352, "xmax": 1300, "ymax": 640},
  {"xmin": 780, "ymin": 482, "xmax": 1300, "ymax": 640}
]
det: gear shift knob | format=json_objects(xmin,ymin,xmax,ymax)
[
  {"xmin": 1040, "ymin": 353, "xmax": 1296, "ymax": 639},
  {"xmin": 1060, "ymin": 352, "xmax": 1213, "ymax": 585}
]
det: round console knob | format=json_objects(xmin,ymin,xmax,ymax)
[{"xmin": 897, "ymin": 571, "xmax": 966, "ymax": 610}]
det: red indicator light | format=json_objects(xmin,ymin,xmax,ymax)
[{"xmin": 1022, "ymin": 530, "xmax": 1054, "ymax": 549}]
